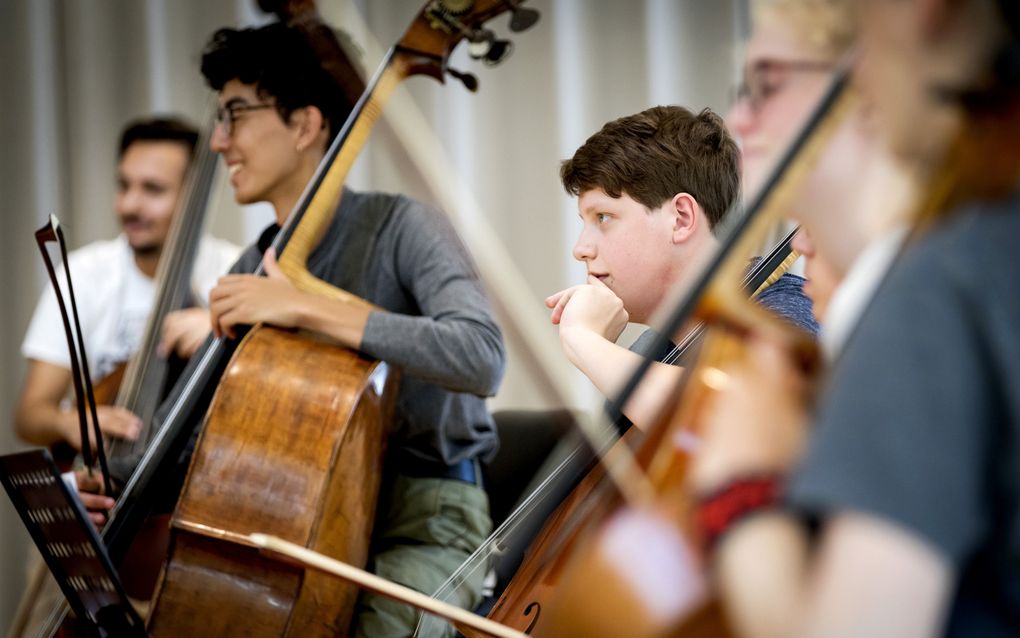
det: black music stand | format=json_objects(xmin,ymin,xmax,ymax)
[{"xmin": 0, "ymin": 449, "xmax": 147, "ymax": 637}]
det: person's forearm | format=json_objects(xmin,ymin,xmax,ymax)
[
  {"xmin": 559, "ymin": 324, "xmax": 637, "ymax": 393},
  {"xmin": 715, "ymin": 511, "xmax": 810, "ymax": 638},
  {"xmin": 294, "ymin": 292, "xmax": 371, "ymax": 351},
  {"xmin": 559, "ymin": 326, "xmax": 684, "ymax": 429},
  {"xmin": 14, "ymin": 401, "xmax": 72, "ymax": 447}
]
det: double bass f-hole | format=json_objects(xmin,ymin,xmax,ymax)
[{"xmin": 523, "ymin": 601, "xmax": 542, "ymax": 633}]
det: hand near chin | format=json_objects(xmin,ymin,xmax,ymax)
[
  {"xmin": 545, "ymin": 275, "xmax": 629, "ymax": 342},
  {"xmin": 208, "ymin": 247, "xmax": 304, "ymax": 339}
]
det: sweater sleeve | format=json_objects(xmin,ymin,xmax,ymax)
[{"xmin": 359, "ymin": 200, "xmax": 506, "ymax": 397}]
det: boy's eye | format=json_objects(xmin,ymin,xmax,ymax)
[
  {"xmin": 758, "ymin": 78, "xmax": 783, "ymax": 102},
  {"xmin": 596, "ymin": 213, "xmax": 610, "ymax": 224}
]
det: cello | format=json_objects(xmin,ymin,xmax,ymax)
[{"xmin": 142, "ymin": 3, "xmax": 536, "ymax": 636}]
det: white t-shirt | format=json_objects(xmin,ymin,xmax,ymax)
[
  {"xmin": 820, "ymin": 227, "xmax": 907, "ymax": 361},
  {"xmin": 22, "ymin": 234, "xmax": 241, "ymax": 380}
]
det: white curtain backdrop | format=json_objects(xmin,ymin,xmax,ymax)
[{"xmin": 0, "ymin": 0, "xmax": 747, "ymax": 628}]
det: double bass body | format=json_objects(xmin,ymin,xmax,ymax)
[{"xmin": 146, "ymin": 326, "xmax": 398, "ymax": 636}]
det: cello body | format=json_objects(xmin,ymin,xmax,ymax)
[
  {"xmin": 483, "ymin": 242, "xmax": 809, "ymax": 637},
  {"xmin": 146, "ymin": 326, "xmax": 398, "ymax": 636},
  {"xmin": 486, "ymin": 405, "xmax": 728, "ymax": 638}
]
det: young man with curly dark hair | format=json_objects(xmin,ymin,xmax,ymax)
[{"xmin": 170, "ymin": 22, "xmax": 503, "ymax": 637}]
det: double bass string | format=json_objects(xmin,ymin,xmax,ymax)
[{"xmin": 115, "ymin": 109, "xmax": 221, "ymax": 459}]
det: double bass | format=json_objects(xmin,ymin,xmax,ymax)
[
  {"xmin": 139, "ymin": 2, "xmax": 537, "ymax": 636},
  {"xmin": 19, "ymin": 119, "xmax": 224, "ymax": 638}
]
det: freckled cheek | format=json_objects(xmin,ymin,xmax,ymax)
[
  {"xmin": 622, "ymin": 229, "xmax": 654, "ymax": 259},
  {"xmin": 606, "ymin": 246, "xmax": 648, "ymax": 278}
]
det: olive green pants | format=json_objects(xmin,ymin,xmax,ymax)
[{"xmin": 351, "ymin": 472, "xmax": 492, "ymax": 638}]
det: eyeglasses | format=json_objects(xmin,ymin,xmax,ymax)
[
  {"xmin": 735, "ymin": 59, "xmax": 833, "ymax": 113},
  {"xmin": 214, "ymin": 102, "xmax": 275, "ymax": 136}
]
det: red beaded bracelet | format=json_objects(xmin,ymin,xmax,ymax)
[{"xmin": 695, "ymin": 474, "xmax": 783, "ymax": 555}]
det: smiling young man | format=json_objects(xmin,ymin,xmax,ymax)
[
  {"xmin": 546, "ymin": 105, "xmax": 817, "ymax": 429},
  {"xmin": 14, "ymin": 117, "xmax": 240, "ymax": 454},
  {"xmin": 181, "ymin": 22, "xmax": 505, "ymax": 637}
]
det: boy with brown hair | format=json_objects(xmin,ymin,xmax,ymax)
[{"xmin": 546, "ymin": 105, "xmax": 816, "ymax": 428}]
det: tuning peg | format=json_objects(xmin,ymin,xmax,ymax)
[
  {"xmin": 447, "ymin": 67, "xmax": 479, "ymax": 92},
  {"xmin": 468, "ymin": 29, "xmax": 496, "ymax": 59},
  {"xmin": 508, "ymin": 5, "xmax": 540, "ymax": 32},
  {"xmin": 466, "ymin": 25, "xmax": 514, "ymax": 67},
  {"xmin": 484, "ymin": 39, "xmax": 513, "ymax": 66},
  {"xmin": 467, "ymin": 28, "xmax": 514, "ymax": 66}
]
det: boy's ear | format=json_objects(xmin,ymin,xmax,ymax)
[
  {"xmin": 671, "ymin": 192, "xmax": 699, "ymax": 244},
  {"xmin": 292, "ymin": 105, "xmax": 326, "ymax": 152}
]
